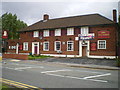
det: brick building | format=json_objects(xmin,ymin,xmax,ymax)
[{"xmin": 7, "ymin": 10, "xmax": 118, "ymax": 59}]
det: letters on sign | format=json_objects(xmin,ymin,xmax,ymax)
[
  {"xmin": 98, "ymin": 31, "xmax": 110, "ymax": 38},
  {"xmin": 91, "ymin": 42, "xmax": 97, "ymax": 51},
  {"xmin": 79, "ymin": 33, "xmax": 94, "ymax": 40}
]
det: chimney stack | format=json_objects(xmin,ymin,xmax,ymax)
[
  {"xmin": 113, "ymin": 9, "xmax": 117, "ymax": 23},
  {"xmin": 43, "ymin": 14, "xmax": 49, "ymax": 20}
]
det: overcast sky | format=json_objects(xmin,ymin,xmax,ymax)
[{"xmin": 1, "ymin": 0, "xmax": 120, "ymax": 26}]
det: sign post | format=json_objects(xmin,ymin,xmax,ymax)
[{"xmin": 2, "ymin": 30, "xmax": 8, "ymax": 53}]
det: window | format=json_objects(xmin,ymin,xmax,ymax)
[
  {"xmin": 43, "ymin": 30, "xmax": 49, "ymax": 37},
  {"xmin": 43, "ymin": 42, "xmax": 49, "ymax": 51},
  {"xmin": 67, "ymin": 41, "xmax": 74, "ymax": 51},
  {"xmin": 98, "ymin": 40, "xmax": 106, "ymax": 49},
  {"xmin": 81, "ymin": 27, "xmax": 89, "ymax": 34},
  {"xmin": 23, "ymin": 42, "xmax": 28, "ymax": 51},
  {"xmin": 55, "ymin": 41, "xmax": 61, "ymax": 51},
  {"xmin": 33, "ymin": 31, "xmax": 39, "ymax": 37},
  {"xmin": 55, "ymin": 29, "xmax": 61, "ymax": 36},
  {"xmin": 67, "ymin": 28, "xmax": 74, "ymax": 35}
]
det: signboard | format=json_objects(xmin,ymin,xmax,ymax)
[
  {"xmin": 79, "ymin": 33, "xmax": 94, "ymax": 40},
  {"xmin": 90, "ymin": 42, "xmax": 97, "ymax": 51},
  {"xmin": 19, "ymin": 45, "xmax": 23, "ymax": 50},
  {"xmin": 2, "ymin": 30, "xmax": 8, "ymax": 39},
  {"xmin": 98, "ymin": 31, "xmax": 110, "ymax": 38}
]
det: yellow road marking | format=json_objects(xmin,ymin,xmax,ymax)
[
  {"xmin": 0, "ymin": 78, "xmax": 43, "ymax": 90},
  {"xmin": 2, "ymin": 80, "xmax": 28, "ymax": 88},
  {"xmin": 2, "ymin": 78, "xmax": 38, "ymax": 88}
]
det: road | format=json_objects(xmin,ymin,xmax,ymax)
[{"xmin": 1, "ymin": 59, "xmax": 119, "ymax": 89}]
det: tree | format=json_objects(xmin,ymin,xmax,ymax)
[
  {"xmin": 118, "ymin": 15, "xmax": 120, "ymax": 47},
  {"xmin": 2, "ymin": 13, "xmax": 27, "ymax": 39}
]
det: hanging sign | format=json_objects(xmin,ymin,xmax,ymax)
[
  {"xmin": 98, "ymin": 31, "xmax": 110, "ymax": 38},
  {"xmin": 91, "ymin": 42, "xmax": 97, "ymax": 51},
  {"xmin": 2, "ymin": 30, "xmax": 8, "ymax": 39}
]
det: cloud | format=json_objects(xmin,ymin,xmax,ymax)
[{"xmin": 2, "ymin": 1, "xmax": 119, "ymax": 25}]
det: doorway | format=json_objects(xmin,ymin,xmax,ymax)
[
  {"xmin": 32, "ymin": 42, "xmax": 39, "ymax": 55},
  {"xmin": 82, "ymin": 46, "xmax": 87, "ymax": 57}
]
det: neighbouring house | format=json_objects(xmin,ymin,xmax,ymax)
[{"xmin": 6, "ymin": 10, "xmax": 119, "ymax": 59}]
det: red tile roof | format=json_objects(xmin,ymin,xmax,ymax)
[{"xmin": 19, "ymin": 14, "xmax": 114, "ymax": 32}]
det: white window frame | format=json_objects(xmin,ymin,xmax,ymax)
[
  {"xmin": 55, "ymin": 29, "xmax": 61, "ymax": 36},
  {"xmin": 67, "ymin": 28, "xmax": 74, "ymax": 35},
  {"xmin": 43, "ymin": 30, "xmax": 49, "ymax": 37},
  {"xmin": 33, "ymin": 31, "xmax": 39, "ymax": 37},
  {"xmin": 98, "ymin": 40, "xmax": 106, "ymax": 49},
  {"xmin": 23, "ymin": 42, "xmax": 28, "ymax": 51},
  {"xmin": 67, "ymin": 41, "xmax": 74, "ymax": 51},
  {"xmin": 43, "ymin": 41, "xmax": 49, "ymax": 51},
  {"xmin": 81, "ymin": 27, "xmax": 89, "ymax": 34},
  {"xmin": 54, "ymin": 41, "xmax": 61, "ymax": 51}
]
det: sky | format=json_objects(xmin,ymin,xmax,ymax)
[{"xmin": 1, "ymin": 0, "xmax": 120, "ymax": 26}]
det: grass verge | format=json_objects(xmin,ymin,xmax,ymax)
[{"xmin": 28, "ymin": 55, "xmax": 52, "ymax": 60}]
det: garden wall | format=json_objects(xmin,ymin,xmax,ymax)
[{"xmin": 2, "ymin": 54, "xmax": 28, "ymax": 60}]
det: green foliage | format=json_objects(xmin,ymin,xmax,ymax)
[
  {"xmin": 118, "ymin": 15, "xmax": 120, "ymax": 47},
  {"xmin": 116, "ymin": 58, "xmax": 120, "ymax": 67},
  {"xmin": 1, "ymin": 13, "xmax": 27, "ymax": 39},
  {"xmin": 28, "ymin": 55, "xmax": 52, "ymax": 60}
]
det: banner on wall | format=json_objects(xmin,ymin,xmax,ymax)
[
  {"xmin": 98, "ymin": 31, "xmax": 110, "ymax": 38},
  {"xmin": 90, "ymin": 42, "xmax": 97, "ymax": 51}
]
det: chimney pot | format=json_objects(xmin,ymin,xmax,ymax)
[
  {"xmin": 43, "ymin": 14, "xmax": 49, "ymax": 20},
  {"xmin": 113, "ymin": 9, "xmax": 117, "ymax": 23}
]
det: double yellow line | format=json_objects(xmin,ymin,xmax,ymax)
[{"xmin": 0, "ymin": 78, "xmax": 43, "ymax": 90}]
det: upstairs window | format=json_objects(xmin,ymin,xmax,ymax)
[
  {"xmin": 67, "ymin": 28, "xmax": 74, "ymax": 35},
  {"xmin": 55, "ymin": 29, "xmax": 61, "ymax": 36},
  {"xmin": 43, "ymin": 30, "xmax": 49, "ymax": 37},
  {"xmin": 23, "ymin": 42, "xmax": 28, "ymax": 51},
  {"xmin": 81, "ymin": 27, "xmax": 89, "ymax": 34},
  {"xmin": 33, "ymin": 31, "xmax": 39, "ymax": 37},
  {"xmin": 98, "ymin": 40, "xmax": 106, "ymax": 49}
]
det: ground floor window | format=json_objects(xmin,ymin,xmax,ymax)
[
  {"xmin": 23, "ymin": 42, "xmax": 28, "ymax": 51},
  {"xmin": 67, "ymin": 41, "xmax": 74, "ymax": 51},
  {"xmin": 98, "ymin": 40, "xmax": 106, "ymax": 49},
  {"xmin": 43, "ymin": 41, "xmax": 49, "ymax": 51},
  {"xmin": 55, "ymin": 41, "xmax": 61, "ymax": 51}
]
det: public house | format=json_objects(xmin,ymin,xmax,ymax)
[{"xmin": 7, "ymin": 10, "xmax": 118, "ymax": 59}]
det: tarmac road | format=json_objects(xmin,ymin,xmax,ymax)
[{"xmin": 1, "ymin": 59, "xmax": 119, "ymax": 89}]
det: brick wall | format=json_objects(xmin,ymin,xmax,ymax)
[
  {"xmin": 3, "ymin": 54, "xmax": 28, "ymax": 60},
  {"xmin": 7, "ymin": 25, "xmax": 117, "ymax": 57}
]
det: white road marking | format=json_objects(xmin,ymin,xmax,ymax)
[
  {"xmin": 41, "ymin": 69, "xmax": 71, "ymax": 73},
  {"xmin": 41, "ymin": 69, "xmax": 111, "ymax": 83},
  {"xmin": 7, "ymin": 62, "xmax": 44, "ymax": 68},
  {"xmin": 83, "ymin": 73, "xmax": 111, "ymax": 79},
  {"xmin": 45, "ymin": 73, "xmax": 108, "ymax": 83}
]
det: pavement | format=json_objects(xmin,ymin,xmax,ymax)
[{"xmin": 30, "ymin": 57, "xmax": 120, "ymax": 70}]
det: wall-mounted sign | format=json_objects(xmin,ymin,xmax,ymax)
[
  {"xmin": 79, "ymin": 33, "xmax": 94, "ymax": 40},
  {"xmin": 98, "ymin": 31, "xmax": 110, "ymax": 38},
  {"xmin": 2, "ymin": 30, "xmax": 8, "ymax": 39},
  {"xmin": 19, "ymin": 45, "xmax": 23, "ymax": 50},
  {"xmin": 90, "ymin": 42, "xmax": 97, "ymax": 51}
]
